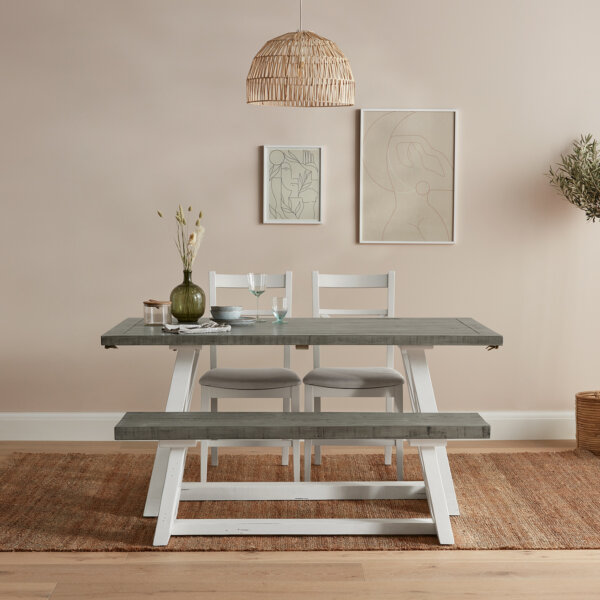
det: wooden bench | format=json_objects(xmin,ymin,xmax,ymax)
[{"xmin": 115, "ymin": 411, "xmax": 490, "ymax": 546}]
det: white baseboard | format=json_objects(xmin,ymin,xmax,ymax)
[
  {"xmin": 480, "ymin": 411, "xmax": 575, "ymax": 440},
  {"xmin": 0, "ymin": 413, "xmax": 126, "ymax": 441},
  {"xmin": 0, "ymin": 411, "xmax": 576, "ymax": 441}
]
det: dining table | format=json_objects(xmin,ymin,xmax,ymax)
[{"xmin": 101, "ymin": 316, "xmax": 503, "ymax": 518}]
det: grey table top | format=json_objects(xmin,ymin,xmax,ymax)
[
  {"xmin": 115, "ymin": 411, "xmax": 491, "ymax": 441},
  {"xmin": 101, "ymin": 317, "xmax": 503, "ymax": 348}
]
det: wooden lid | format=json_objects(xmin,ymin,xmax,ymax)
[{"xmin": 143, "ymin": 299, "xmax": 171, "ymax": 307}]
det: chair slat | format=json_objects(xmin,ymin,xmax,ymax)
[{"xmin": 317, "ymin": 274, "xmax": 389, "ymax": 288}]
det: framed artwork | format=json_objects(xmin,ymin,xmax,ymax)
[
  {"xmin": 263, "ymin": 146, "xmax": 323, "ymax": 224},
  {"xmin": 360, "ymin": 109, "xmax": 456, "ymax": 244}
]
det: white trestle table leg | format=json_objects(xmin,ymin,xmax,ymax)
[
  {"xmin": 401, "ymin": 347, "xmax": 459, "ymax": 516},
  {"xmin": 153, "ymin": 441, "xmax": 195, "ymax": 546},
  {"xmin": 144, "ymin": 346, "xmax": 200, "ymax": 517},
  {"xmin": 415, "ymin": 442, "xmax": 454, "ymax": 545}
]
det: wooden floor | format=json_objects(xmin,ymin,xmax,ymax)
[{"xmin": 2, "ymin": 440, "xmax": 599, "ymax": 600}]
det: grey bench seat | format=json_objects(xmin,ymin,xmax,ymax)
[
  {"xmin": 115, "ymin": 411, "xmax": 489, "ymax": 441},
  {"xmin": 115, "ymin": 411, "xmax": 490, "ymax": 547}
]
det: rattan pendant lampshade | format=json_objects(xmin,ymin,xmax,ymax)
[{"xmin": 246, "ymin": 4, "xmax": 354, "ymax": 107}]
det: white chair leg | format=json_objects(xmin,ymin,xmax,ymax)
[
  {"xmin": 291, "ymin": 385, "xmax": 300, "ymax": 413},
  {"xmin": 303, "ymin": 386, "xmax": 314, "ymax": 474},
  {"xmin": 304, "ymin": 385, "xmax": 314, "ymax": 413},
  {"xmin": 384, "ymin": 394, "xmax": 393, "ymax": 465},
  {"xmin": 281, "ymin": 394, "xmax": 290, "ymax": 466},
  {"xmin": 420, "ymin": 445, "xmax": 454, "ymax": 545},
  {"xmin": 200, "ymin": 440, "xmax": 208, "ymax": 483},
  {"xmin": 153, "ymin": 445, "xmax": 187, "ymax": 547},
  {"xmin": 292, "ymin": 439, "xmax": 300, "ymax": 482},
  {"xmin": 313, "ymin": 396, "xmax": 322, "ymax": 465},
  {"xmin": 200, "ymin": 387, "xmax": 210, "ymax": 412},
  {"xmin": 394, "ymin": 384, "xmax": 404, "ymax": 480},
  {"xmin": 199, "ymin": 388, "xmax": 211, "ymax": 482},
  {"xmin": 290, "ymin": 386, "xmax": 301, "ymax": 479},
  {"xmin": 304, "ymin": 439, "xmax": 312, "ymax": 481},
  {"xmin": 210, "ymin": 397, "xmax": 218, "ymax": 466},
  {"xmin": 395, "ymin": 439, "xmax": 403, "ymax": 481}
]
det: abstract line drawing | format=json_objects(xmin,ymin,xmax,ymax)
[
  {"xmin": 263, "ymin": 146, "xmax": 323, "ymax": 224},
  {"xmin": 360, "ymin": 110, "xmax": 456, "ymax": 244}
]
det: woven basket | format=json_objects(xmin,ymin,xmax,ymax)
[{"xmin": 576, "ymin": 391, "xmax": 600, "ymax": 455}]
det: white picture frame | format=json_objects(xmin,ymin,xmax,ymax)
[
  {"xmin": 263, "ymin": 145, "xmax": 323, "ymax": 224},
  {"xmin": 360, "ymin": 109, "xmax": 457, "ymax": 244}
]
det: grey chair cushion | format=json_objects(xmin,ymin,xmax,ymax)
[
  {"xmin": 303, "ymin": 367, "xmax": 405, "ymax": 389},
  {"xmin": 199, "ymin": 368, "xmax": 301, "ymax": 391}
]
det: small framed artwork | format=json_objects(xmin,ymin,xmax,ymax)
[
  {"xmin": 263, "ymin": 146, "xmax": 323, "ymax": 224},
  {"xmin": 360, "ymin": 109, "xmax": 456, "ymax": 244}
]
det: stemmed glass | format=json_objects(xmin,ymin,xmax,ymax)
[{"xmin": 247, "ymin": 273, "xmax": 267, "ymax": 322}]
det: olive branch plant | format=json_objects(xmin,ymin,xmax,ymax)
[
  {"xmin": 157, "ymin": 205, "xmax": 204, "ymax": 271},
  {"xmin": 548, "ymin": 134, "xmax": 600, "ymax": 222}
]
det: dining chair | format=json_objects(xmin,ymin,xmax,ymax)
[
  {"xmin": 303, "ymin": 271, "xmax": 405, "ymax": 481},
  {"xmin": 198, "ymin": 271, "xmax": 301, "ymax": 481}
]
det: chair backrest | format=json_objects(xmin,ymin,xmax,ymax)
[
  {"xmin": 208, "ymin": 271, "xmax": 293, "ymax": 368},
  {"xmin": 312, "ymin": 271, "xmax": 395, "ymax": 368}
]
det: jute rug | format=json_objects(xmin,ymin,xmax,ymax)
[{"xmin": 1, "ymin": 450, "xmax": 599, "ymax": 551}]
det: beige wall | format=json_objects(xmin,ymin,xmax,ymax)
[{"xmin": 1, "ymin": 0, "xmax": 599, "ymax": 414}]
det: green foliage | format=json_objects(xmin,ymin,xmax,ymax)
[{"xmin": 548, "ymin": 134, "xmax": 600, "ymax": 222}]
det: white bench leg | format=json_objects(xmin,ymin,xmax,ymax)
[
  {"xmin": 419, "ymin": 445, "xmax": 454, "ymax": 545},
  {"xmin": 154, "ymin": 444, "xmax": 189, "ymax": 546}
]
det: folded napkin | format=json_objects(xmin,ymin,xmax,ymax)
[{"xmin": 162, "ymin": 321, "xmax": 231, "ymax": 334}]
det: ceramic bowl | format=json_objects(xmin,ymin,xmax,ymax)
[{"xmin": 211, "ymin": 305, "xmax": 243, "ymax": 321}]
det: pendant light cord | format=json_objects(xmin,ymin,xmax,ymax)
[{"xmin": 299, "ymin": 0, "xmax": 302, "ymax": 31}]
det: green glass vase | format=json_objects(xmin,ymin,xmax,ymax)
[{"xmin": 170, "ymin": 270, "xmax": 205, "ymax": 323}]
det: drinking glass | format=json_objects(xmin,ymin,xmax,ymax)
[
  {"xmin": 272, "ymin": 297, "xmax": 288, "ymax": 323},
  {"xmin": 247, "ymin": 272, "xmax": 267, "ymax": 322}
]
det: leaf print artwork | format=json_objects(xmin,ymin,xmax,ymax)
[{"xmin": 263, "ymin": 146, "xmax": 322, "ymax": 224}]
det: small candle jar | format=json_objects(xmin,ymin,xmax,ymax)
[{"xmin": 143, "ymin": 300, "xmax": 172, "ymax": 325}]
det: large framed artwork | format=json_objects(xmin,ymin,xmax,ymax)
[
  {"xmin": 263, "ymin": 145, "xmax": 323, "ymax": 224},
  {"xmin": 360, "ymin": 109, "xmax": 456, "ymax": 244}
]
